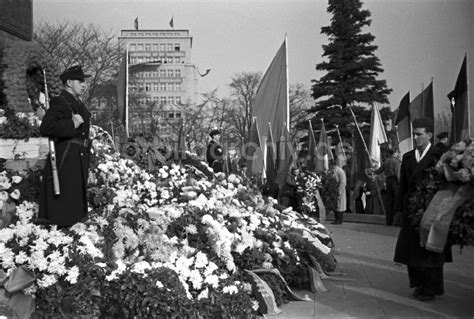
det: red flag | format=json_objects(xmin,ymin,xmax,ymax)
[
  {"xmin": 307, "ymin": 120, "xmax": 318, "ymax": 171},
  {"xmin": 410, "ymin": 81, "xmax": 434, "ymax": 123},
  {"xmin": 315, "ymin": 120, "xmax": 333, "ymax": 172},
  {"xmin": 265, "ymin": 123, "xmax": 277, "ymax": 187},
  {"xmin": 448, "ymin": 55, "xmax": 470, "ymax": 143},
  {"xmin": 253, "ymin": 38, "xmax": 288, "ymax": 151},
  {"xmin": 276, "ymin": 123, "xmax": 292, "ymax": 188},
  {"xmin": 395, "ymin": 92, "xmax": 412, "ymax": 156},
  {"xmin": 117, "ymin": 48, "xmax": 129, "ymax": 137},
  {"xmin": 350, "ymin": 127, "xmax": 370, "ymax": 189}
]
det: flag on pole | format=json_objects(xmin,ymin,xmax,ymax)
[
  {"xmin": 134, "ymin": 17, "xmax": 138, "ymax": 30},
  {"xmin": 368, "ymin": 104, "xmax": 388, "ymax": 168},
  {"xmin": 169, "ymin": 16, "xmax": 174, "ymax": 28},
  {"xmin": 253, "ymin": 37, "xmax": 289, "ymax": 155},
  {"xmin": 315, "ymin": 120, "xmax": 333, "ymax": 172},
  {"xmin": 307, "ymin": 120, "xmax": 318, "ymax": 171},
  {"xmin": 276, "ymin": 122, "xmax": 292, "ymax": 188},
  {"xmin": 448, "ymin": 54, "xmax": 470, "ymax": 143},
  {"xmin": 177, "ymin": 119, "xmax": 186, "ymax": 155},
  {"xmin": 117, "ymin": 48, "xmax": 129, "ymax": 137},
  {"xmin": 395, "ymin": 92, "xmax": 412, "ymax": 157},
  {"xmin": 349, "ymin": 127, "xmax": 370, "ymax": 191},
  {"xmin": 246, "ymin": 117, "xmax": 263, "ymax": 177},
  {"xmin": 265, "ymin": 123, "xmax": 277, "ymax": 187},
  {"xmin": 409, "ymin": 80, "xmax": 434, "ymax": 124},
  {"xmin": 334, "ymin": 126, "xmax": 347, "ymax": 168}
]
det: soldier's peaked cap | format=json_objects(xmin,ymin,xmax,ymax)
[{"xmin": 60, "ymin": 65, "xmax": 91, "ymax": 82}]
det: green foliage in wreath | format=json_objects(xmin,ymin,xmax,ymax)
[
  {"xmin": 1, "ymin": 39, "xmax": 62, "ymax": 112},
  {"xmin": 319, "ymin": 170, "xmax": 340, "ymax": 212},
  {"xmin": 0, "ymin": 107, "xmax": 40, "ymax": 139},
  {"xmin": 408, "ymin": 167, "xmax": 474, "ymax": 248},
  {"xmin": 257, "ymin": 272, "xmax": 289, "ymax": 306}
]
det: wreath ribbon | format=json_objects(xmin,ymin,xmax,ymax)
[{"xmin": 420, "ymin": 183, "xmax": 473, "ymax": 253}]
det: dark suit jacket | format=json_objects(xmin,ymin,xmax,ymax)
[
  {"xmin": 394, "ymin": 145, "xmax": 452, "ymax": 266},
  {"xmin": 39, "ymin": 90, "xmax": 91, "ymax": 226}
]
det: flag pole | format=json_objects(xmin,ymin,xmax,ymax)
[
  {"xmin": 348, "ymin": 106, "xmax": 387, "ymax": 217},
  {"xmin": 334, "ymin": 124, "xmax": 345, "ymax": 158}
]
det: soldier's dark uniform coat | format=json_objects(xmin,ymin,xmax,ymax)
[
  {"xmin": 394, "ymin": 145, "xmax": 452, "ymax": 294},
  {"xmin": 39, "ymin": 90, "xmax": 91, "ymax": 226},
  {"xmin": 206, "ymin": 140, "xmax": 223, "ymax": 173}
]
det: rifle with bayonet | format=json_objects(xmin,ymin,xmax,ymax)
[{"xmin": 43, "ymin": 69, "xmax": 60, "ymax": 195}]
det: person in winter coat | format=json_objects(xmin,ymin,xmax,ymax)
[
  {"xmin": 394, "ymin": 118, "xmax": 451, "ymax": 302},
  {"xmin": 330, "ymin": 159, "xmax": 346, "ymax": 224},
  {"xmin": 38, "ymin": 65, "xmax": 91, "ymax": 227}
]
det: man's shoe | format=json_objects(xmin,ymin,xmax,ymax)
[
  {"xmin": 412, "ymin": 286, "xmax": 423, "ymax": 298},
  {"xmin": 416, "ymin": 294, "xmax": 435, "ymax": 302}
]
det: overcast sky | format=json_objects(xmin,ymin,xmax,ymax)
[{"xmin": 34, "ymin": 0, "xmax": 473, "ymax": 118}]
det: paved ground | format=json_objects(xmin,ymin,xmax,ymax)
[{"xmin": 266, "ymin": 222, "xmax": 474, "ymax": 319}]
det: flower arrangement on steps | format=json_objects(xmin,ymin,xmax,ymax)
[{"xmin": 0, "ymin": 126, "xmax": 337, "ymax": 318}]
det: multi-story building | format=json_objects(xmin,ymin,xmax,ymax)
[{"xmin": 118, "ymin": 28, "xmax": 198, "ymax": 142}]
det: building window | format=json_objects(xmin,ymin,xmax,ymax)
[
  {"xmin": 174, "ymin": 57, "xmax": 180, "ymax": 64},
  {"xmin": 152, "ymin": 83, "xmax": 159, "ymax": 91},
  {"xmin": 174, "ymin": 44, "xmax": 180, "ymax": 51},
  {"xmin": 174, "ymin": 83, "xmax": 181, "ymax": 91},
  {"xmin": 152, "ymin": 43, "xmax": 158, "ymax": 51},
  {"xmin": 160, "ymin": 97, "xmax": 167, "ymax": 105},
  {"xmin": 167, "ymin": 43, "xmax": 173, "ymax": 51},
  {"xmin": 159, "ymin": 43, "xmax": 165, "ymax": 51},
  {"xmin": 130, "ymin": 44, "xmax": 136, "ymax": 51},
  {"xmin": 145, "ymin": 43, "xmax": 151, "ymax": 51},
  {"xmin": 176, "ymin": 96, "xmax": 181, "ymax": 104},
  {"xmin": 159, "ymin": 69, "xmax": 166, "ymax": 77},
  {"xmin": 166, "ymin": 83, "xmax": 173, "ymax": 91},
  {"xmin": 168, "ymin": 96, "xmax": 174, "ymax": 104},
  {"xmin": 168, "ymin": 112, "xmax": 174, "ymax": 118},
  {"xmin": 175, "ymin": 69, "xmax": 181, "ymax": 77},
  {"xmin": 166, "ymin": 69, "xmax": 174, "ymax": 77},
  {"xmin": 138, "ymin": 44, "xmax": 143, "ymax": 51},
  {"xmin": 166, "ymin": 56, "xmax": 173, "ymax": 64},
  {"xmin": 160, "ymin": 83, "xmax": 166, "ymax": 91}
]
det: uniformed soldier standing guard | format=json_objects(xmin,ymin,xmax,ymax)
[
  {"xmin": 206, "ymin": 128, "xmax": 224, "ymax": 173},
  {"xmin": 38, "ymin": 65, "xmax": 91, "ymax": 227}
]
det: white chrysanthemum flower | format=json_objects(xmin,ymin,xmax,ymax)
[
  {"xmin": 37, "ymin": 274, "xmax": 57, "ymax": 288},
  {"xmin": 65, "ymin": 266, "xmax": 80, "ymax": 284},
  {"xmin": 131, "ymin": 261, "xmax": 151, "ymax": 275},
  {"xmin": 185, "ymin": 224, "xmax": 197, "ymax": 234},
  {"xmin": 204, "ymin": 274, "xmax": 219, "ymax": 288},
  {"xmin": 194, "ymin": 252, "xmax": 208, "ymax": 269},
  {"xmin": 197, "ymin": 287, "xmax": 209, "ymax": 300},
  {"xmin": 188, "ymin": 269, "xmax": 203, "ymax": 290},
  {"xmin": 0, "ymin": 227, "xmax": 15, "ymax": 243},
  {"xmin": 11, "ymin": 176, "xmax": 22, "ymax": 184},
  {"xmin": 156, "ymin": 280, "xmax": 164, "ymax": 288},
  {"xmin": 223, "ymin": 285, "xmax": 238, "ymax": 295}
]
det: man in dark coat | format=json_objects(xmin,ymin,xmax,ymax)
[
  {"xmin": 394, "ymin": 118, "xmax": 452, "ymax": 301},
  {"xmin": 38, "ymin": 65, "xmax": 91, "ymax": 227},
  {"xmin": 435, "ymin": 131, "xmax": 450, "ymax": 153},
  {"xmin": 206, "ymin": 128, "xmax": 224, "ymax": 173}
]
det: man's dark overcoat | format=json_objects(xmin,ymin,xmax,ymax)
[
  {"xmin": 393, "ymin": 145, "xmax": 452, "ymax": 267},
  {"xmin": 206, "ymin": 140, "xmax": 223, "ymax": 173},
  {"xmin": 38, "ymin": 90, "xmax": 91, "ymax": 226}
]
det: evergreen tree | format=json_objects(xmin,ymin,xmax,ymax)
[{"xmin": 311, "ymin": 0, "xmax": 392, "ymax": 112}]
